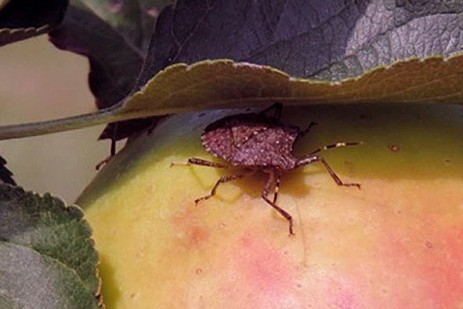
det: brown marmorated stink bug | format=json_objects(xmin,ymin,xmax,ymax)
[{"xmin": 176, "ymin": 103, "xmax": 361, "ymax": 235}]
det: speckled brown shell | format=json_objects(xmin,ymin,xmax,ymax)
[{"xmin": 201, "ymin": 112, "xmax": 301, "ymax": 170}]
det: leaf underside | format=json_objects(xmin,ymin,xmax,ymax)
[
  {"xmin": 114, "ymin": 55, "xmax": 463, "ymax": 120},
  {"xmin": 0, "ymin": 185, "xmax": 101, "ymax": 309}
]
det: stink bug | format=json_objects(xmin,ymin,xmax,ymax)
[{"xmin": 177, "ymin": 103, "xmax": 361, "ymax": 235}]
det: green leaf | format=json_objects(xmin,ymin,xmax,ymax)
[
  {"xmin": 75, "ymin": 0, "xmax": 171, "ymax": 54},
  {"xmin": 125, "ymin": 57, "xmax": 463, "ymax": 112},
  {"xmin": 0, "ymin": 0, "xmax": 68, "ymax": 46},
  {"xmin": 0, "ymin": 185, "xmax": 101, "ymax": 308},
  {"xmin": 49, "ymin": 0, "xmax": 172, "ymax": 109},
  {"xmin": 49, "ymin": 2, "xmax": 142, "ymax": 109},
  {"xmin": 48, "ymin": 0, "xmax": 172, "ymax": 139},
  {"xmin": 136, "ymin": 0, "xmax": 463, "ymax": 86},
  {"xmin": 1, "ymin": 55, "xmax": 463, "ymax": 140}
]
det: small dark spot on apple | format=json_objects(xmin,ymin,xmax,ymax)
[
  {"xmin": 195, "ymin": 268, "xmax": 203, "ymax": 275},
  {"xmin": 219, "ymin": 222, "xmax": 228, "ymax": 229},
  {"xmin": 443, "ymin": 158, "xmax": 452, "ymax": 164},
  {"xmin": 425, "ymin": 240, "xmax": 433, "ymax": 249},
  {"xmin": 388, "ymin": 144, "xmax": 400, "ymax": 152}
]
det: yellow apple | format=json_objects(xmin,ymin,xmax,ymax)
[{"xmin": 78, "ymin": 104, "xmax": 463, "ymax": 308}]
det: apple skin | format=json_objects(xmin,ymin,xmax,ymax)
[{"xmin": 78, "ymin": 104, "xmax": 463, "ymax": 308}]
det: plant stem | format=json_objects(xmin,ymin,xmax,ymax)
[{"xmin": 0, "ymin": 107, "xmax": 119, "ymax": 140}]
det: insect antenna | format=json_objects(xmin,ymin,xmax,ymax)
[
  {"xmin": 309, "ymin": 141, "xmax": 362, "ymax": 155},
  {"xmin": 170, "ymin": 157, "xmax": 228, "ymax": 168}
]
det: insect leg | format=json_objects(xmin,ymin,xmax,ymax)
[
  {"xmin": 110, "ymin": 124, "xmax": 118, "ymax": 156},
  {"xmin": 272, "ymin": 173, "xmax": 281, "ymax": 204},
  {"xmin": 296, "ymin": 155, "xmax": 361, "ymax": 189},
  {"xmin": 260, "ymin": 102, "xmax": 283, "ymax": 120},
  {"xmin": 95, "ymin": 127, "xmax": 119, "ymax": 170},
  {"xmin": 261, "ymin": 170, "xmax": 294, "ymax": 235},
  {"xmin": 308, "ymin": 141, "xmax": 362, "ymax": 155},
  {"xmin": 195, "ymin": 172, "xmax": 250, "ymax": 204}
]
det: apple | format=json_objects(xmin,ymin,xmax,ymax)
[{"xmin": 77, "ymin": 104, "xmax": 463, "ymax": 308}]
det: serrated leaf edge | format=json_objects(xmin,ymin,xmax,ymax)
[
  {"xmin": 0, "ymin": 25, "xmax": 50, "ymax": 35},
  {"xmin": 0, "ymin": 184, "xmax": 103, "ymax": 307},
  {"xmin": 1, "ymin": 54, "xmax": 463, "ymax": 141}
]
